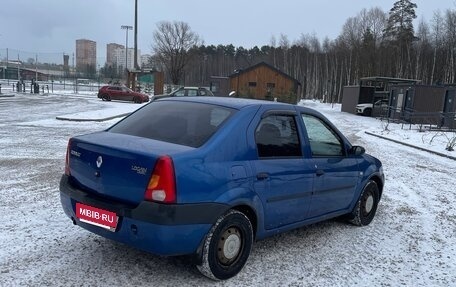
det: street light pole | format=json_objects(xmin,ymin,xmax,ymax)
[
  {"xmin": 121, "ymin": 25, "xmax": 133, "ymax": 84},
  {"xmin": 134, "ymin": 0, "xmax": 139, "ymax": 70},
  {"xmin": 17, "ymin": 54, "xmax": 20, "ymax": 81}
]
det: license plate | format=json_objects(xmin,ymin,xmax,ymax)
[{"xmin": 75, "ymin": 202, "xmax": 118, "ymax": 231}]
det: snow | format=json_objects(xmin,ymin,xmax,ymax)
[{"xmin": 0, "ymin": 94, "xmax": 455, "ymax": 286}]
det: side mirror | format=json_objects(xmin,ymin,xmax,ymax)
[{"xmin": 349, "ymin": 145, "xmax": 365, "ymax": 156}]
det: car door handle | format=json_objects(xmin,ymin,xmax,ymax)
[
  {"xmin": 316, "ymin": 169, "xmax": 325, "ymax": 177},
  {"xmin": 256, "ymin": 172, "xmax": 269, "ymax": 180}
]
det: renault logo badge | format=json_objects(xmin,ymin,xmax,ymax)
[{"xmin": 96, "ymin": 156, "xmax": 103, "ymax": 168}]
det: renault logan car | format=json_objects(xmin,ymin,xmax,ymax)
[
  {"xmin": 97, "ymin": 85, "xmax": 149, "ymax": 103},
  {"xmin": 60, "ymin": 97, "xmax": 384, "ymax": 280}
]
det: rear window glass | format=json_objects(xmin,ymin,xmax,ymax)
[{"xmin": 108, "ymin": 101, "xmax": 236, "ymax": 147}]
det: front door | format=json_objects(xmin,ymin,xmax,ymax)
[
  {"xmin": 443, "ymin": 90, "xmax": 456, "ymax": 128},
  {"xmin": 403, "ymin": 89, "xmax": 414, "ymax": 121},
  {"xmin": 300, "ymin": 114, "xmax": 360, "ymax": 218}
]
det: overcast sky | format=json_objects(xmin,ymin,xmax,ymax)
[{"xmin": 0, "ymin": 0, "xmax": 455, "ymax": 64}]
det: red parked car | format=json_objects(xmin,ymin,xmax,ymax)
[{"xmin": 97, "ymin": 85, "xmax": 149, "ymax": 103}]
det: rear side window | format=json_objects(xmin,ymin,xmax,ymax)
[
  {"xmin": 109, "ymin": 101, "xmax": 235, "ymax": 147},
  {"xmin": 255, "ymin": 115, "xmax": 301, "ymax": 158},
  {"xmin": 187, "ymin": 90, "xmax": 198, "ymax": 96}
]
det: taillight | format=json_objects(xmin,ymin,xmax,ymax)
[
  {"xmin": 145, "ymin": 156, "xmax": 176, "ymax": 203},
  {"xmin": 64, "ymin": 139, "xmax": 72, "ymax": 176}
]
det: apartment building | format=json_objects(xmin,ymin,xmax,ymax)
[
  {"xmin": 106, "ymin": 43, "xmax": 124, "ymax": 67},
  {"xmin": 75, "ymin": 39, "xmax": 96, "ymax": 74}
]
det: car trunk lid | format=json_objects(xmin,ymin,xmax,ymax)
[{"xmin": 67, "ymin": 131, "xmax": 192, "ymax": 205}]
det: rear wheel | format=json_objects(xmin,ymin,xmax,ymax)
[
  {"xmin": 349, "ymin": 180, "xmax": 379, "ymax": 226},
  {"xmin": 101, "ymin": 94, "xmax": 111, "ymax": 101},
  {"xmin": 197, "ymin": 210, "xmax": 253, "ymax": 280}
]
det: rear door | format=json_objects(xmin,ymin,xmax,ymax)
[
  {"xmin": 300, "ymin": 113, "xmax": 360, "ymax": 218},
  {"xmin": 110, "ymin": 86, "xmax": 122, "ymax": 100},
  {"xmin": 251, "ymin": 110, "xmax": 313, "ymax": 230}
]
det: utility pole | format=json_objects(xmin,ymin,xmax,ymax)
[
  {"xmin": 134, "ymin": 0, "xmax": 139, "ymax": 70},
  {"xmin": 6, "ymin": 48, "xmax": 8, "ymax": 84},
  {"xmin": 121, "ymin": 25, "xmax": 133, "ymax": 85}
]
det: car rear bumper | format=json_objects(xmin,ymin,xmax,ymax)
[{"xmin": 59, "ymin": 174, "xmax": 228, "ymax": 256}]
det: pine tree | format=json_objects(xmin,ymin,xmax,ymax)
[
  {"xmin": 384, "ymin": 0, "xmax": 417, "ymax": 42},
  {"xmin": 383, "ymin": 0, "xmax": 418, "ymax": 77}
]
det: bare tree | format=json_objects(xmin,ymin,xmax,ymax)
[
  {"xmin": 444, "ymin": 9, "xmax": 456, "ymax": 83},
  {"xmin": 152, "ymin": 21, "xmax": 201, "ymax": 85},
  {"xmin": 414, "ymin": 18, "xmax": 431, "ymax": 80},
  {"xmin": 367, "ymin": 7, "xmax": 387, "ymax": 46},
  {"xmin": 431, "ymin": 11, "xmax": 444, "ymax": 84}
]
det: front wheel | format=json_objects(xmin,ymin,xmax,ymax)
[
  {"xmin": 349, "ymin": 180, "xmax": 379, "ymax": 226},
  {"xmin": 363, "ymin": 108, "xmax": 372, "ymax": 116},
  {"xmin": 197, "ymin": 210, "xmax": 253, "ymax": 280}
]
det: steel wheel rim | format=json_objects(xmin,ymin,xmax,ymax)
[
  {"xmin": 217, "ymin": 227, "xmax": 242, "ymax": 265},
  {"xmin": 363, "ymin": 189, "xmax": 375, "ymax": 215}
]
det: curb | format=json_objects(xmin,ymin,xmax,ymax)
[
  {"xmin": 365, "ymin": 131, "xmax": 456, "ymax": 161},
  {"xmin": 55, "ymin": 112, "xmax": 130, "ymax": 122},
  {"xmin": 0, "ymin": 94, "xmax": 15, "ymax": 98}
]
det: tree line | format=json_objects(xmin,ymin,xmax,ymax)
[{"xmin": 151, "ymin": 0, "xmax": 456, "ymax": 102}]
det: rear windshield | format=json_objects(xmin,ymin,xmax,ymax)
[{"xmin": 108, "ymin": 101, "xmax": 236, "ymax": 147}]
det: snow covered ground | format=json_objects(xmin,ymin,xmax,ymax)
[{"xmin": 0, "ymin": 93, "xmax": 455, "ymax": 286}]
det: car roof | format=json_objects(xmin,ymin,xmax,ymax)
[
  {"xmin": 178, "ymin": 86, "xmax": 207, "ymax": 89},
  {"xmin": 153, "ymin": 97, "xmax": 328, "ymax": 124},
  {"xmin": 102, "ymin": 85, "xmax": 126, "ymax": 88},
  {"xmin": 156, "ymin": 96, "xmax": 302, "ymax": 110}
]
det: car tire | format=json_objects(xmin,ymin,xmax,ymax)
[
  {"xmin": 197, "ymin": 210, "xmax": 253, "ymax": 280},
  {"xmin": 102, "ymin": 94, "xmax": 111, "ymax": 101},
  {"xmin": 349, "ymin": 180, "xmax": 379, "ymax": 226},
  {"xmin": 133, "ymin": 96, "xmax": 141, "ymax": 104},
  {"xmin": 363, "ymin": 108, "xmax": 372, "ymax": 116}
]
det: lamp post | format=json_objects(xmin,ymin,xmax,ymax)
[{"xmin": 121, "ymin": 25, "xmax": 133, "ymax": 80}]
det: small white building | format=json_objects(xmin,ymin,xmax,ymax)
[
  {"xmin": 114, "ymin": 48, "xmax": 141, "ymax": 71},
  {"xmin": 141, "ymin": 54, "xmax": 151, "ymax": 68}
]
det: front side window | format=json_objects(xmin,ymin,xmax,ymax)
[
  {"xmin": 255, "ymin": 115, "xmax": 301, "ymax": 158},
  {"xmin": 301, "ymin": 114, "xmax": 344, "ymax": 157},
  {"xmin": 109, "ymin": 101, "xmax": 236, "ymax": 147},
  {"xmin": 173, "ymin": 89, "xmax": 185, "ymax": 97}
]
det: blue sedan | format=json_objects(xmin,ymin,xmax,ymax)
[{"xmin": 60, "ymin": 97, "xmax": 384, "ymax": 280}]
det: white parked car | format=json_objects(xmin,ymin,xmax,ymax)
[{"xmin": 356, "ymin": 99, "xmax": 389, "ymax": 116}]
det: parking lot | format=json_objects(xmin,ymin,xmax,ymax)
[{"xmin": 1, "ymin": 93, "xmax": 455, "ymax": 286}]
